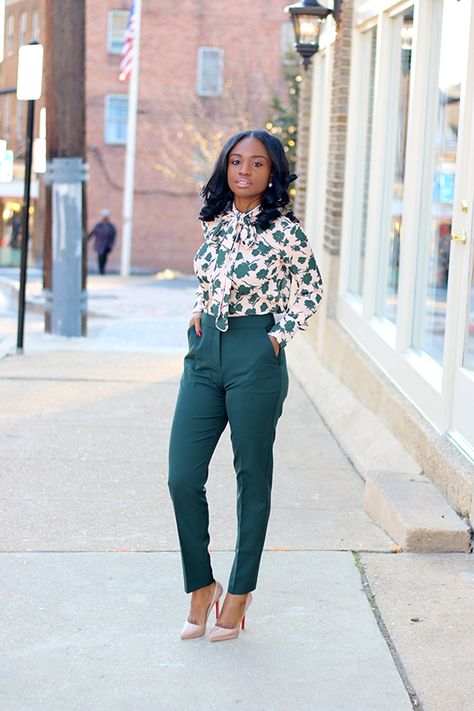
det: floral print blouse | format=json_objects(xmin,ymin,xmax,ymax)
[{"xmin": 192, "ymin": 203, "xmax": 324, "ymax": 348}]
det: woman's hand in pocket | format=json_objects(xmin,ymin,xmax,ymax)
[
  {"xmin": 268, "ymin": 334, "xmax": 280, "ymax": 357},
  {"xmin": 189, "ymin": 312, "xmax": 202, "ymax": 337}
]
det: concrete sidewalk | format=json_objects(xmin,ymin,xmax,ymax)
[
  {"xmin": 0, "ymin": 275, "xmax": 473, "ymax": 710},
  {"xmin": 0, "ymin": 270, "xmax": 198, "ymax": 357}
]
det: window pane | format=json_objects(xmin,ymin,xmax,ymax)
[
  {"xmin": 464, "ymin": 248, "xmax": 474, "ymax": 369},
  {"xmin": 32, "ymin": 10, "xmax": 40, "ymax": 40},
  {"xmin": 377, "ymin": 7, "xmax": 413, "ymax": 323},
  {"xmin": 348, "ymin": 25, "xmax": 377, "ymax": 297},
  {"xmin": 412, "ymin": 0, "xmax": 469, "ymax": 364},
  {"xmin": 108, "ymin": 11, "xmax": 128, "ymax": 54},
  {"xmin": 281, "ymin": 21, "xmax": 297, "ymax": 64},
  {"xmin": 16, "ymin": 101, "xmax": 24, "ymax": 138},
  {"xmin": 105, "ymin": 96, "xmax": 128, "ymax": 144},
  {"xmin": 19, "ymin": 12, "xmax": 27, "ymax": 46},
  {"xmin": 197, "ymin": 48, "xmax": 223, "ymax": 97},
  {"xmin": 7, "ymin": 15, "xmax": 14, "ymax": 54},
  {"xmin": 4, "ymin": 95, "xmax": 12, "ymax": 135}
]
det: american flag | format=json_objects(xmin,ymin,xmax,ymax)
[{"xmin": 119, "ymin": 2, "xmax": 136, "ymax": 82}]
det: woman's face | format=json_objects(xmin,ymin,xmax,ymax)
[{"xmin": 227, "ymin": 136, "xmax": 272, "ymax": 206}]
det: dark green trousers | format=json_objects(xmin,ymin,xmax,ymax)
[{"xmin": 168, "ymin": 311, "xmax": 289, "ymax": 595}]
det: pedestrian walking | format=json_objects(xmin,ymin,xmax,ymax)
[
  {"xmin": 167, "ymin": 130, "xmax": 324, "ymax": 642},
  {"xmin": 87, "ymin": 209, "xmax": 117, "ymax": 274},
  {"xmin": 9, "ymin": 212, "xmax": 21, "ymax": 250}
]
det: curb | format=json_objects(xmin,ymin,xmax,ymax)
[{"xmin": 286, "ymin": 335, "xmax": 472, "ymax": 553}]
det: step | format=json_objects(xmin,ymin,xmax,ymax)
[{"xmin": 364, "ymin": 470, "xmax": 471, "ymax": 552}]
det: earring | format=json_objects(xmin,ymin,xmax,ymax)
[{"xmin": 268, "ymin": 181, "xmax": 273, "ymax": 188}]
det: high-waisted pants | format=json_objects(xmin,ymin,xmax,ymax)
[{"xmin": 167, "ymin": 311, "xmax": 289, "ymax": 595}]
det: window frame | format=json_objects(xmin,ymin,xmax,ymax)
[
  {"xmin": 107, "ymin": 10, "xmax": 129, "ymax": 55},
  {"xmin": 339, "ymin": 24, "xmax": 378, "ymax": 301},
  {"xmin": 16, "ymin": 98, "xmax": 24, "ymax": 139},
  {"xmin": 104, "ymin": 94, "xmax": 129, "ymax": 145},
  {"xmin": 281, "ymin": 21, "xmax": 298, "ymax": 65},
  {"xmin": 338, "ymin": 0, "xmax": 474, "ymax": 436},
  {"xmin": 19, "ymin": 11, "xmax": 28, "ymax": 47},
  {"xmin": 32, "ymin": 10, "xmax": 40, "ymax": 41},
  {"xmin": 3, "ymin": 94, "xmax": 12, "ymax": 135},
  {"xmin": 196, "ymin": 46, "xmax": 224, "ymax": 97},
  {"xmin": 6, "ymin": 14, "xmax": 14, "ymax": 56}
]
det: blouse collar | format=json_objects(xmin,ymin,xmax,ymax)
[{"xmin": 231, "ymin": 202, "xmax": 262, "ymax": 221}]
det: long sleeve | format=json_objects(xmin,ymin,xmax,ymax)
[
  {"xmin": 268, "ymin": 224, "xmax": 323, "ymax": 348},
  {"xmin": 191, "ymin": 216, "xmax": 225, "ymax": 314},
  {"xmin": 192, "ymin": 282, "xmax": 204, "ymax": 313}
]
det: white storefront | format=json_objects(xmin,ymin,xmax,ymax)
[{"xmin": 306, "ymin": 0, "xmax": 474, "ymax": 462}]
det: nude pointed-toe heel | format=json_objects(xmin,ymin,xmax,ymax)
[
  {"xmin": 208, "ymin": 592, "xmax": 253, "ymax": 642},
  {"xmin": 180, "ymin": 581, "xmax": 223, "ymax": 640}
]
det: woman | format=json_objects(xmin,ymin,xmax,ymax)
[{"xmin": 168, "ymin": 130, "xmax": 323, "ymax": 642}]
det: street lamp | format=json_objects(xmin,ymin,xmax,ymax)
[
  {"xmin": 16, "ymin": 40, "xmax": 44, "ymax": 352},
  {"xmin": 285, "ymin": 0, "xmax": 341, "ymax": 69}
]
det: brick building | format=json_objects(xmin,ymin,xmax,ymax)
[
  {"xmin": 301, "ymin": 0, "xmax": 474, "ymax": 535},
  {"xmin": 85, "ymin": 0, "xmax": 294, "ymax": 273},
  {"xmin": 0, "ymin": 0, "xmax": 45, "ymax": 267}
]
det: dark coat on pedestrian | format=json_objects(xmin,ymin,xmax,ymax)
[{"xmin": 88, "ymin": 221, "xmax": 117, "ymax": 255}]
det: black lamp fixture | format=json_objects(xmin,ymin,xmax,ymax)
[{"xmin": 285, "ymin": 0, "xmax": 341, "ymax": 69}]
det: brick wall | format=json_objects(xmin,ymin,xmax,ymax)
[
  {"xmin": 323, "ymin": 0, "xmax": 353, "ymax": 255},
  {"xmin": 293, "ymin": 63, "xmax": 313, "ymax": 223},
  {"xmin": 0, "ymin": 0, "xmax": 45, "ymax": 156},
  {"xmin": 0, "ymin": 0, "xmax": 46, "ymax": 262},
  {"xmin": 86, "ymin": 0, "xmax": 292, "ymax": 274}
]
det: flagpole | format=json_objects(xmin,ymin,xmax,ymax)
[{"xmin": 120, "ymin": 0, "xmax": 142, "ymax": 277}]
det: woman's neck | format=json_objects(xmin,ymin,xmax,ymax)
[{"xmin": 233, "ymin": 196, "xmax": 261, "ymax": 214}]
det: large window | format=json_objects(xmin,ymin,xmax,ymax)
[
  {"xmin": 196, "ymin": 47, "xmax": 224, "ymax": 97},
  {"xmin": 348, "ymin": 25, "xmax": 377, "ymax": 297},
  {"xmin": 340, "ymin": 0, "xmax": 474, "ymax": 443},
  {"xmin": 32, "ymin": 10, "xmax": 40, "ymax": 40},
  {"xmin": 375, "ymin": 7, "xmax": 413, "ymax": 324},
  {"xmin": 6, "ymin": 15, "xmax": 14, "ymax": 56},
  {"xmin": 107, "ymin": 10, "xmax": 129, "ymax": 54},
  {"xmin": 19, "ymin": 11, "xmax": 27, "ymax": 46},
  {"xmin": 464, "ymin": 243, "xmax": 474, "ymax": 370},
  {"xmin": 104, "ymin": 95, "xmax": 128, "ymax": 145},
  {"xmin": 16, "ymin": 100, "xmax": 23, "ymax": 139},
  {"xmin": 411, "ymin": 0, "xmax": 469, "ymax": 365},
  {"xmin": 281, "ymin": 21, "xmax": 297, "ymax": 64},
  {"xmin": 3, "ymin": 95, "xmax": 12, "ymax": 136}
]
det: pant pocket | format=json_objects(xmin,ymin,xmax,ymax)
[
  {"xmin": 185, "ymin": 325, "xmax": 199, "ymax": 358},
  {"xmin": 261, "ymin": 328, "xmax": 280, "ymax": 362}
]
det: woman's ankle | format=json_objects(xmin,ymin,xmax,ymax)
[{"xmin": 191, "ymin": 581, "xmax": 215, "ymax": 599}]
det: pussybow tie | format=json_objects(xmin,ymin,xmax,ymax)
[
  {"xmin": 207, "ymin": 204, "xmax": 261, "ymax": 332},
  {"xmin": 206, "ymin": 203, "xmax": 260, "ymax": 249}
]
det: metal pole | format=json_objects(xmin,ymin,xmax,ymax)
[
  {"xmin": 17, "ymin": 98, "xmax": 35, "ymax": 352},
  {"xmin": 120, "ymin": 0, "xmax": 142, "ymax": 277}
]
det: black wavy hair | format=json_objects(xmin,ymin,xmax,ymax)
[{"xmin": 199, "ymin": 130, "xmax": 298, "ymax": 230}]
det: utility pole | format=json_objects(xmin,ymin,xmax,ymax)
[{"xmin": 43, "ymin": 0, "xmax": 87, "ymax": 335}]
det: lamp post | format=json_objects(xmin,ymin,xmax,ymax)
[
  {"xmin": 285, "ymin": 0, "xmax": 341, "ymax": 69},
  {"xmin": 283, "ymin": 1, "xmax": 340, "ymax": 220},
  {"xmin": 16, "ymin": 40, "xmax": 44, "ymax": 352}
]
